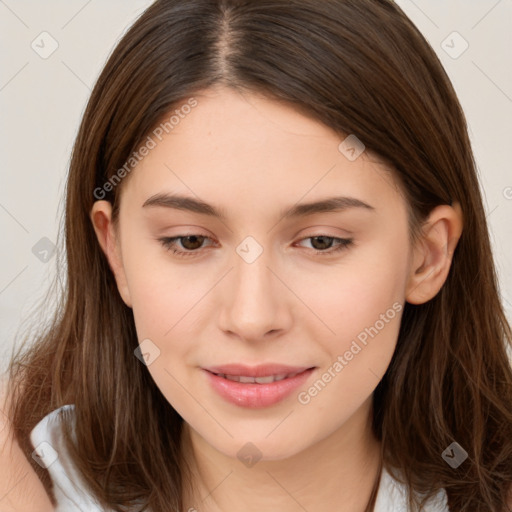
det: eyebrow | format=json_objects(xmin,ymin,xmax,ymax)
[{"xmin": 142, "ymin": 193, "xmax": 375, "ymax": 220}]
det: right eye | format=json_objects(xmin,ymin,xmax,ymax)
[{"xmin": 159, "ymin": 234, "xmax": 216, "ymax": 257}]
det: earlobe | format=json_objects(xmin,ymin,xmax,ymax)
[
  {"xmin": 405, "ymin": 203, "xmax": 463, "ymax": 305},
  {"xmin": 89, "ymin": 201, "xmax": 132, "ymax": 308}
]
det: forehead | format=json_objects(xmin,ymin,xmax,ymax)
[{"xmin": 120, "ymin": 87, "xmax": 405, "ymax": 220}]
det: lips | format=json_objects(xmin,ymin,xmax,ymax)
[
  {"xmin": 204, "ymin": 363, "xmax": 312, "ymax": 379},
  {"xmin": 211, "ymin": 372, "xmax": 302, "ymax": 384},
  {"xmin": 203, "ymin": 364, "xmax": 316, "ymax": 408}
]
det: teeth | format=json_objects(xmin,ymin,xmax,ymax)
[
  {"xmin": 214, "ymin": 371, "xmax": 303, "ymax": 383},
  {"xmin": 254, "ymin": 375, "xmax": 275, "ymax": 384}
]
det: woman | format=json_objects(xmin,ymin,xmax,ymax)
[{"xmin": 2, "ymin": 0, "xmax": 512, "ymax": 510}]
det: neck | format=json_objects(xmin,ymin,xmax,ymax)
[{"xmin": 180, "ymin": 398, "xmax": 382, "ymax": 512}]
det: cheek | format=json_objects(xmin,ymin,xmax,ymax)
[
  {"xmin": 292, "ymin": 230, "xmax": 409, "ymax": 403},
  {"xmin": 296, "ymin": 235, "xmax": 409, "ymax": 340},
  {"xmin": 120, "ymin": 229, "xmax": 209, "ymax": 339},
  {"xmin": 130, "ymin": 273, "xmax": 203, "ymax": 339},
  {"xmin": 124, "ymin": 255, "xmax": 210, "ymax": 405}
]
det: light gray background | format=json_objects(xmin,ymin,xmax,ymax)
[{"xmin": 1, "ymin": 0, "xmax": 511, "ymax": 374}]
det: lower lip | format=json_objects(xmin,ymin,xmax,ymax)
[{"xmin": 204, "ymin": 368, "xmax": 315, "ymax": 408}]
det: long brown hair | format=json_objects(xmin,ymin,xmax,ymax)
[{"xmin": 8, "ymin": 0, "xmax": 512, "ymax": 510}]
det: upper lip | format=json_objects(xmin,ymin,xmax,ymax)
[{"xmin": 203, "ymin": 364, "xmax": 314, "ymax": 378}]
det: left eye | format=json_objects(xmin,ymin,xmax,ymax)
[
  {"xmin": 296, "ymin": 235, "xmax": 353, "ymax": 254},
  {"xmin": 158, "ymin": 234, "xmax": 353, "ymax": 257}
]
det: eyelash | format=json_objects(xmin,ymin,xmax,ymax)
[{"xmin": 158, "ymin": 234, "xmax": 354, "ymax": 258}]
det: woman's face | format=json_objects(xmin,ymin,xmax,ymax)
[{"xmin": 96, "ymin": 86, "xmax": 417, "ymax": 460}]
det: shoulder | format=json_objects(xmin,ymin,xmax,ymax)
[
  {"xmin": 0, "ymin": 376, "xmax": 54, "ymax": 512},
  {"xmin": 379, "ymin": 464, "xmax": 512, "ymax": 511},
  {"xmin": 376, "ymin": 465, "xmax": 449, "ymax": 511}
]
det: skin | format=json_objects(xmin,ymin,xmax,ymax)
[
  {"xmin": 0, "ymin": 378, "xmax": 54, "ymax": 512},
  {"xmin": 90, "ymin": 85, "xmax": 463, "ymax": 512}
]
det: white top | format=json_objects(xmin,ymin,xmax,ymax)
[{"xmin": 30, "ymin": 405, "xmax": 449, "ymax": 511}]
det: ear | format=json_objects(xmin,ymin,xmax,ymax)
[
  {"xmin": 405, "ymin": 202, "xmax": 463, "ymax": 305},
  {"xmin": 90, "ymin": 200, "xmax": 132, "ymax": 308}
]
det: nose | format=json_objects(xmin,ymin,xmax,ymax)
[{"xmin": 217, "ymin": 247, "xmax": 292, "ymax": 342}]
